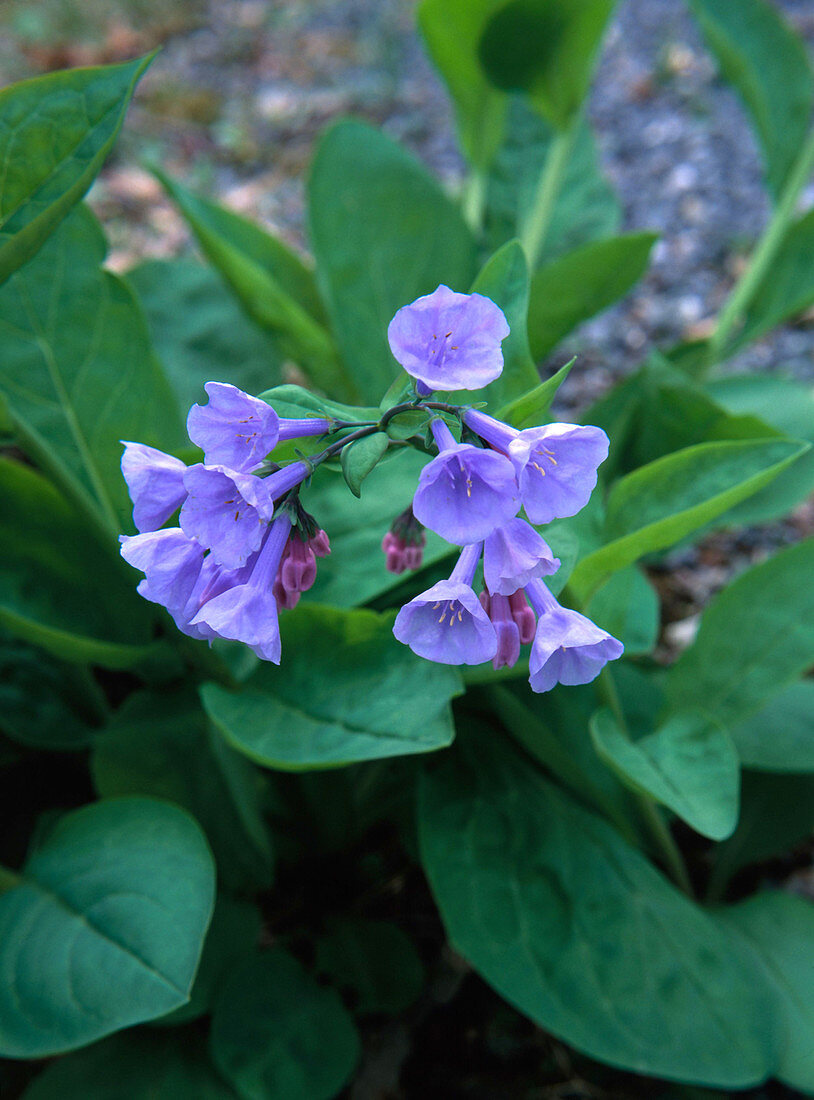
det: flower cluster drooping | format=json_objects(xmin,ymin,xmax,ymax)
[
  {"xmin": 120, "ymin": 382, "xmax": 333, "ymax": 664},
  {"xmin": 386, "ymin": 284, "xmax": 623, "ymax": 692},
  {"xmin": 119, "ymin": 284, "xmax": 622, "ymax": 691}
]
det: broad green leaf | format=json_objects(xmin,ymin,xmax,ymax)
[
  {"xmin": 202, "ymin": 604, "xmax": 462, "ymax": 769},
  {"xmin": 688, "ymin": 0, "xmax": 813, "ymax": 199},
  {"xmin": 528, "ymin": 233, "xmax": 657, "ymax": 359},
  {"xmin": 308, "ymin": 120, "xmax": 477, "ymax": 403},
  {"xmin": 569, "ymin": 438, "xmax": 809, "ymax": 601},
  {"xmin": 706, "ymin": 371, "xmax": 814, "ymax": 525},
  {"xmin": 0, "ymin": 458, "xmax": 157, "ymax": 667},
  {"xmin": 210, "ymin": 949, "xmax": 359, "ymax": 1100},
  {"xmin": 456, "ymin": 240, "xmax": 539, "ymax": 411},
  {"xmin": 591, "ymin": 708, "xmax": 740, "ymax": 840},
  {"xmin": 585, "ymin": 566, "xmax": 658, "ymax": 656},
  {"xmin": 155, "ymin": 172, "xmax": 347, "ymax": 398},
  {"xmin": 418, "ymin": 0, "xmax": 507, "ymax": 170},
  {"xmin": 664, "ymin": 539, "xmax": 814, "ymax": 728},
  {"xmin": 497, "ymin": 356, "xmax": 575, "ymax": 428},
  {"xmin": 418, "ymin": 731, "xmax": 777, "ymax": 1086},
  {"xmin": 160, "ymin": 895, "xmax": 262, "ymax": 1025},
  {"xmin": 0, "ymin": 637, "xmax": 104, "ymax": 750},
  {"xmin": 718, "ymin": 892, "xmax": 814, "ymax": 1094},
  {"xmin": 0, "ymin": 798, "xmax": 215, "ymax": 1057},
  {"xmin": 708, "ymin": 771, "xmax": 814, "ymax": 898},
  {"xmin": 730, "ymin": 681, "xmax": 814, "ymax": 773},
  {"xmin": 489, "ymin": 684, "xmax": 640, "ymax": 837},
  {"xmin": 479, "ymin": 0, "xmax": 617, "ymax": 130},
  {"xmin": 302, "ymin": 450, "xmax": 451, "ymax": 609},
  {"xmin": 0, "ymin": 54, "xmax": 155, "ymax": 286},
  {"xmin": 485, "ymin": 100, "xmax": 620, "ymax": 265},
  {"xmin": 92, "ymin": 688, "xmax": 274, "ymax": 891},
  {"xmin": 728, "ymin": 211, "xmax": 814, "ymax": 354},
  {"xmin": 23, "ymin": 1031, "xmax": 236, "ymax": 1099},
  {"xmin": 0, "ymin": 204, "xmax": 183, "ymax": 532},
  {"xmin": 314, "ymin": 918, "xmax": 424, "ymax": 1016},
  {"xmin": 127, "ymin": 258, "xmax": 283, "ymax": 416},
  {"xmin": 341, "ymin": 431, "xmax": 389, "ymax": 497}
]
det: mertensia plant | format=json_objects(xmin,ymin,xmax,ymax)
[{"xmin": 1, "ymin": 1, "xmax": 814, "ymax": 1096}]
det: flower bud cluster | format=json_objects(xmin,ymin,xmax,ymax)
[
  {"xmin": 387, "ymin": 285, "xmax": 623, "ymax": 693},
  {"xmin": 119, "ymin": 382, "xmax": 332, "ymax": 664}
]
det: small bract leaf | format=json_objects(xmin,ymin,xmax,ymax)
[{"xmin": 341, "ymin": 432, "xmax": 389, "ymax": 497}]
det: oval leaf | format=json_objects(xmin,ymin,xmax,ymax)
[
  {"xmin": 201, "ymin": 605, "xmax": 462, "ymax": 769},
  {"xmin": 341, "ymin": 431, "xmax": 389, "ymax": 497},
  {"xmin": 0, "ymin": 798, "xmax": 215, "ymax": 1058},
  {"xmin": 419, "ymin": 731, "xmax": 777, "ymax": 1086}
]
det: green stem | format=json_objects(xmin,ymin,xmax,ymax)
[
  {"xmin": 596, "ymin": 670, "xmax": 693, "ymax": 895},
  {"xmin": 462, "ymin": 167, "xmax": 487, "ymax": 235},
  {"xmin": 708, "ymin": 129, "xmax": 814, "ymax": 366},
  {"xmin": 0, "ymin": 865, "xmax": 21, "ymax": 895},
  {"xmin": 520, "ymin": 122, "xmax": 577, "ymax": 270}
]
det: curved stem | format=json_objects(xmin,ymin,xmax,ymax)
[
  {"xmin": 520, "ymin": 122, "xmax": 578, "ymax": 270},
  {"xmin": 708, "ymin": 129, "xmax": 814, "ymax": 366}
]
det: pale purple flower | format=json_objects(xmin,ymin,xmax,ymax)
[
  {"xmin": 478, "ymin": 590, "xmax": 520, "ymax": 671},
  {"xmin": 525, "ymin": 579, "xmax": 623, "ymax": 693},
  {"xmin": 191, "ymin": 514, "xmax": 292, "ymax": 663},
  {"xmin": 187, "ymin": 382, "xmax": 330, "ymax": 472},
  {"xmin": 483, "ymin": 517, "xmax": 560, "ymax": 595},
  {"xmin": 173, "ymin": 555, "xmax": 254, "ymax": 640},
  {"xmin": 387, "ymin": 285, "xmax": 510, "ymax": 392},
  {"xmin": 393, "ymin": 544, "xmax": 496, "ymax": 665},
  {"xmin": 464, "ymin": 409, "xmax": 609, "ymax": 525},
  {"xmin": 412, "ymin": 420, "xmax": 519, "ymax": 545},
  {"xmin": 121, "ymin": 442, "xmax": 187, "ymax": 533},
  {"xmin": 119, "ymin": 528, "xmax": 205, "ymax": 615},
  {"xmin": 179, "ymin": 461, "xmax": 309, "ymax": 569}
]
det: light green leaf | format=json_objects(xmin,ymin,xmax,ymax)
[
  {"xmin": 479, "ymin": 0, "xmax": 617, "ymax": 130},
  {"xmin": 497, "ymin": 357, "xmax": 575, "ymax": 428},
  {"xmin": 314, "ymin": 918, "xmax": 424, "ymax": 1016},
  {"xmin": 210, "ymin": 949, "xmax": 359, "ymax": 1100},
  {"xmin": 341, "ymin": 431, "xmax": 389, "ymax": 497},
  {"xmin": 23, "ymin": 1031, "xmax": 236, "ymax": 1099},
  {"xmin": 485, "ymin": 101, "xmax": 620, "ymax": 264},
  {"xmin": 0, "ymin": 798, "xmax": 215, "ymax": 1058},
  {"xmin": 92, "ymin": 688, "xmax": 274, "ymax": 891},
  {"xmin": 308, "ymin": 120, "xmax": 477, "ymax": 403},
  {"xmin": 0, "ymin": 204, "xmax": 183, "ymax": 533},
  {"xmin": 664, "ymin": 539, "xmax": 814, "ymax": 728},
  {"xmin": 705, "ymin": 371, "xmax": 814, "ymax": 525},
  {"xmin": 202, "ymin": 605, "xmax": 462, "ymax": 769},
  {"xmin": 731, "ymin": 211, "xmax": 814, "ymax": 352},
  {"xmin": 569, "ymin": 438, "xmax": 809, "ymax": 600},
  {"xmin": 155, "ymin": 171, "xmax": 346, "ymax": 399},
  {"xmin": 687, "ymin": 0, "xmax": 813, "ymax": 199},
  {"xmin": 0, "ymin": 457, "xmax": 157, "ymax": 667},
  {"xmin": 591, "ymin": 708, "xmax": 740, "ymax": 840},
  {"xmin": 418, "ymin": 731, "xmax": 777, "ymax": 1086},
  {"xmin": 127, "ymin": 258, "xmax": 283, "ymax": 416},
  {"xmin": 717, "ymin": 892, "xmax": 814, "ymax": 1095},
  {"xmin": 730, "ymin": 680, "xmax": 814, "ymax": 773},
  {"xmin": 0, "ymin": 54, "xmax": 155, "ymax": 286},
  {"xmin": 528, "ymin": 232, "xmax": 657, "ymax": 359},
  {"xmin": 585, "ymin": 566, "xmax": 659, "ymax": 656},
  {"xmin": 418, "ymin": 0, "xmax": 507, "ymax": 171}
]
